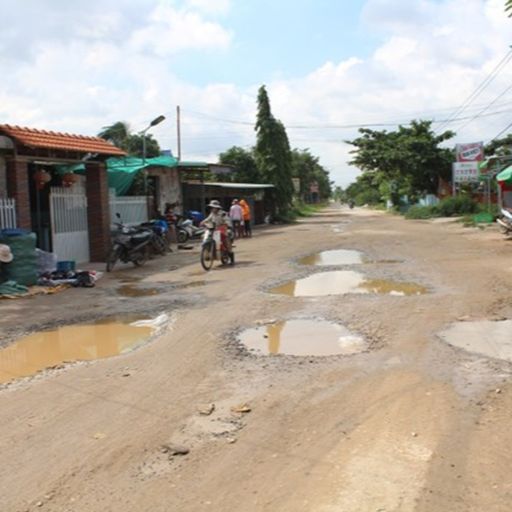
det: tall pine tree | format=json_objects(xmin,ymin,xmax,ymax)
[{"xmin": 254, "ymin": 86, "xmax": 294, "ymax": 214}]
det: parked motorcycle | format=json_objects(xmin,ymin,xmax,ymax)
[
  {"xmin": 177, "ymin": 216, "xmax": 206, "ymax": 243},
  {"xmin": 200, "ymin": 223, "xmax": 234, "ymax": 271},
  {"xmin": 497, "ymin": 208, "xmax": 512, "ymax": 235},
  {"xmin": 106, "ymin": 214, "xmax": 153, "ymax": 272},
  {"xmin": 139, "ymin": 219, "xmax": 169, "ymax": 255}
]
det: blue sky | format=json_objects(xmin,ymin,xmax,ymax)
[
  {"xmin": 172, "ymin": 0, "xmax": 377, "ymax": 86},
  {"xmin": 0, "ymin": 0, "xmax": 511, "ymax": 186}
]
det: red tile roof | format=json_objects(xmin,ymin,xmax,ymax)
[{"xmin": 0, "ymin": 124, "xmax": 126, "ymax": 156}]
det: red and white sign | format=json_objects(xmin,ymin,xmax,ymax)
[{"xmin": 455, "ymin": 142, "xmax": 484, "ymax": 162}]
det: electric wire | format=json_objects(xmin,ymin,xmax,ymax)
[{"xmin": 435, "ymin": 48, "xmax": 512, "ymax": 132}]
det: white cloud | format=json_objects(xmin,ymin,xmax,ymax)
[
  {"xmin": 129, "ymin": 3, "xmax": 232, "ymax": 56},
  {"xmin": 185, "ymin": 0, "xmax": 231, "ymax": 15},
  {"xmin": 0, "ymin": 0, "xmax": 511, "ymax": 187}
]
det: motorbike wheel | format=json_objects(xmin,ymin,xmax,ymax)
[
  {"xmin": 133, "ymin": 246, "xmax": 149, "ymax": 267},
  {"xmin": 106, "ymin": 244, "xmax": 122, "ymax": 272},
  {"xmin": 177, "ymin": 229, "xmax": 189, "ymax": 244},
  {"xmin": 200, "ymin": 243, "xmax": 214, "ymax": 271},
  {"xmin": 221, "ymin": 252, "xmax": 230, "ymax": 265},
  {"xmin": 152, "ymin": 236, "xmax": 166, "ymax": 256}
]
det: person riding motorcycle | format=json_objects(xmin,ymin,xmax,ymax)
[{"xmin": 201, "ymin": 200, "xmax": 234, "ymax": 265}]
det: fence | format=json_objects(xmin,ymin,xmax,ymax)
[
  {"xmin": 0, "ymin": 198, "xmax": 17, "ymax": 229},
  {"xmin": 109, "ymin": 190, "xmax": 148, "ymax": 225},
  {"xmin": 50, "ymin": 185, "xmax": 90, "ymax": 262}
]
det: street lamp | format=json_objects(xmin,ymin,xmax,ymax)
[
  {"xmin": 140, "ymin": 115, "xmax": 166, "ymax": 217},
  {"xmin": 141, "ymin": 114, "xmax": 166, "ymax": 165}
]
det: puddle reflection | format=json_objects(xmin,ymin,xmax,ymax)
[
  {"xmin": 239, "ymin": 319, "xmax": 365, "ymax": 356},
  {"xmin": 299, "ymin": 250, "xmax": 364, "ymax": 266},
  {"xmin": 271, "ymin": 271, "xmax": 427, "ymax": 297},
  {"xmin": 0, "ymin": 318, "xmax": 155, "ymax": 384}
]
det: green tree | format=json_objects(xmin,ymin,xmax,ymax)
[
  {"xmin": 346, "ymin": 120, "xmax": 455, "ymax": 205},
  {"xmin": 506, "ymin": 0, "xmax": 512, "ymax": 16},
  {"xmin": 291, "ymin": 148, "xmax": 332, "ymax": 201},
  {"xmin": 485, "ymin": 134, "xmax": 512, "ymax": 156},
  {"xmin": 99, "ymin": 121, "xmax": 161, "ymax": 157},
  {"xmin": 218, "ymin": 146, "xmax": 262, "ymax": 183},
  {"xmin": 254, "ymin": 86, "xmax": 294, "ymax": 214}
]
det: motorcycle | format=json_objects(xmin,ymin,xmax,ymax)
[
  {"xmin": 200, "ymin": 223, "xmax": 234, "ymax": 271},
  {"xmin": 497, "ymin": 208, "xmax": 512, "ymax": 235},
  {"xmin": 106, "ymin": 214, "xmax": 153, "ymax": 272},
  {"xmin": 348, "ymin": 200, "xmax": 355, "ymax": 209},
  {"xmin": 176, "ymin": 215, "xmax": 206, "ymax": 243},
  {"xmin": 139, "ymin": 219, "xmax": 170, "ymax": 254}
]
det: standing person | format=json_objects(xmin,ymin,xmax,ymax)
[
  {"xmin": 229, "ymin": 199, "xmax": 244, "ymax": 238},
  {"xmin": 164, "ymin": 203, "xmax": 178, "ymax": 250},
  {"xmin": 239, "ymin": 199, "xmax": 252, "ymax": 237}
]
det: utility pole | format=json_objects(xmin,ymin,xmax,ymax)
[{"xmin": 176, "ymin": 105, "xmax": 181, "ymax": 162}]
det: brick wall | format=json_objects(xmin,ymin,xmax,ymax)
[
  {"xmin": 0, "ymin": 156, "xmax": 6, "ymax": 198},
  {"xmin": 86, "ymin": 162, "xmax": 111, "ymax": 262},
  {"xmin": 6, "ymin": 157, "xmax": 31, "ymax": 229}
]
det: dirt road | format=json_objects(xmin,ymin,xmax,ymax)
[{"xmin": 2, "ymin": 206, "xmax": 512, "ymax": 512}]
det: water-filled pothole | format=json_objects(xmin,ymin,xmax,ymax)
[
  {"xmin": 174, "ymin": 280, "xmax": 207, "ymax": 290},
  {"xmin": 270, "ymin": 271, "xmax": 427, "ymax": 297},
  {"xmin": 298, "ymin": 249, "xmax": 364, "ymax": 266},
  {"xmin": 117, "ymin": 285, "xmax": 162, "ymax": 297},
  {"xmin": 0, "ymin": 316, "xmax": 160, "ymax": 384},
  {"xmin": 238, "ymin": 319, "xmax": 365, "ymax": 356},
  {"xmin": 439, "ymin": 320, "xmax": 512, "ymax": 362}
]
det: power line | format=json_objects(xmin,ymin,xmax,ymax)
[
  {"xmin": 184, "ymin": 105, "xmax": 512, "ymax": 131},
  {"xmin": 453, "ymin": 82, "xmax": 512, "ymax": 132},
  {"xmin": 435, "ymin": 48, "xmax": 512, "ymax": 132},
  {"xmin": 489, "ymin": 120, "xmax": 512, "ymax": 141}
]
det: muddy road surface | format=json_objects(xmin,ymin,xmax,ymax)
[{"xmin": 2, "ymin": 206, "xmax": 512, "ymax": 512}]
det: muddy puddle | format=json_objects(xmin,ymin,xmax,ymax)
[
  {"xmin": 271, "ymin": 271, "xmax": 427, "ymax": 297},
  {"xmin": 299, "ymin": 249, "xmax": 364, "ymax": 266},
  {"xmin": 174, "ymin": 280, "xmax": 207, "ymax": 290},
  {"xmin": 0, "ymin": 316, "xmax": 161, "ymax": 384},
  {"xmin": 239, "ymin": 319, "xmax": 365, "ymax": 356},
  {"xmin": 117, "ymin": 284, "xmax": 162, "ymax": 297},
  {"xmin": 439, "ymin": 320, "xmax": 512, "ymax": 362}
]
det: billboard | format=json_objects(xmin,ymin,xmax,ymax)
[
  {"xmin": 455, "ymin": 142, "xmax": 484, "ymax": 162},
  {"xmin": 453, "ymin": 162, "xmax": 479, "ymax": 183}
]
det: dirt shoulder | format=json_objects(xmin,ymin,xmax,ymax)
[{"xmin": 1, "ymin": 206, "xmax": 512, "ymax": 512}]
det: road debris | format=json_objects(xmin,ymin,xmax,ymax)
[{"xmin": 231, "ymin": 403, "xmax": 252, "ymax": 414}]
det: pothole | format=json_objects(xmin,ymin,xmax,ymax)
[
  {"xmin": 117, "ymin": 284, "xmax": 162, "ymax": 297},
  {"xmin": 0, "ymin": 315, "xmax": 167, "ymax": 384},
  {"xmin": 270, "ymin": 271, "xmax": 427, "ymax": 297},
  {"xmin": 298, "ymin": 249, "xmax": 364, "ymax": 266},
  {"xmin": 439, "ymin": 320, "xmax": 512, "ymax": 362},
  {"xmin": 238, "ymin": 319, "xmax": 366, "ymax": 356},
  {"xmin": 174, "ymin": 280, "xmax": 208, "ymax": 290}
]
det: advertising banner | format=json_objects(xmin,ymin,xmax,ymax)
[
  {"xmin": 455, "ymin": 142, "xmax": 484, "ymax": 162},
  {"xmin": 453, "ymin": 162, "xmax": 479, "ymax": 183}
]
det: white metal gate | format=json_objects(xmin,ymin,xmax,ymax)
[
  {"xmin": 0, "ymin": 197, "xmax": 17, "ymax": 229},
  {"xmin": 50, "ymin": 183, "xmax": 90, "ymax": 262}
]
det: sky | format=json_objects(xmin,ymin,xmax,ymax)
[{"xmin": 0, "ymin": 0, "xmax": 511, "ymax": 186}]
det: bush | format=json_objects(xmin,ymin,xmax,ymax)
[
  {"xmin": 404, "ymin": 205, "xmax": 436, "ymax": 219},
  {"xmin": 433, "ymin": 196, "xmax": 479, "ymax": 217}
]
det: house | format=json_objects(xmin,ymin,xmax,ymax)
[{"xmin": 0, "ymin": 124, "xmax": 126, "ymax": 262}]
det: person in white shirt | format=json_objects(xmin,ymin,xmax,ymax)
[{"xmin": 229, "ymin": 199, "xmax": 244, "ymax": 238}]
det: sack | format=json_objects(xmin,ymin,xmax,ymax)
[{"xmin": 0, "ymin": 232, "xmax": 37, "ymax": 286}]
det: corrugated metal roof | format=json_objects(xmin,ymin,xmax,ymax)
[{"xmin": 186, "ymin": 181, "xmax": 274, "ymax": 189}]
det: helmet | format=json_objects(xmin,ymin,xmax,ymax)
[{"xmin": 208, "ymin": 200, "xmax": 222, "ymax": 209}]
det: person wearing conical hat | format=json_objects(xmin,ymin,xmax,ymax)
[{"xmin": 201, "ymin": 200, "xmax": 234, "ymax": 264}]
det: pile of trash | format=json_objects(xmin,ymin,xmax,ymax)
[
  {"xmin": 38, "ymin": 269, "xmax": 101, "ymax": 288},
  {"xmin": 0, "ymin": 229, "xmax": 101, "ymax": 298}
]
